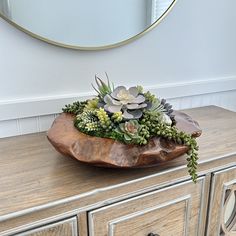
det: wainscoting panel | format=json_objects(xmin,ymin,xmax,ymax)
[
  {"xmin": 169, "ymin": 90, "xmax": 236, "ymax": 111},
  {"xmin": 0, "ymin": 114, "xmax": 57, "ymax": 138},
  {"xmin": 1, "ymin": 90, "xmax": 236, "ymax": 138}
]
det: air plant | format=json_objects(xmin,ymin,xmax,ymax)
[{"xmin": 92, "ymin": 73, "xmax": 114, "ymax": 99}]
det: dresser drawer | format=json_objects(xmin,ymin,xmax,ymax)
[
  {"xmin": 88, "ymin": 177, "xmax": 208, "ymax": 236},
  {"xmin": 16, "ymin": 217, "xmax": 78, "ymax": 236},
  {"xmin": 207, "ymin": 166, "xmax": 236, "ymax": 236}
]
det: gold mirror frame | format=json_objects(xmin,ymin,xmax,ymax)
[{"xmin": 0, "ymin": 0, "xmax": 177, "ymax": 50}]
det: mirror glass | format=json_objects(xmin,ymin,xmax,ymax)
[
  {"xmin": 0, "ymin": 0, "xmax": 175, "ymax": 49},
  {"xmin": 224, "ymin": 191, "xmax": 236, "ymax": 225}
]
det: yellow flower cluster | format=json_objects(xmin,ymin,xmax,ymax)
[
  {"xmin": 111, "ymin": 112, "xmax": 123, "ymax": 123},
  {"xmin": 85, "ymin": 98, "xmax": 98, "ymax": 110},
  {"xmin": 85, "ymin": 122, "xmax": 98, "ymax": 131},
  {"xmin": 96, "ymin": 108, "xmax": 111, "ymax": 128}
]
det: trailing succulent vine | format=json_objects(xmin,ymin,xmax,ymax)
[{"xmin": 63, "ymin": 75, "xmax": 199, "ymax": 183}]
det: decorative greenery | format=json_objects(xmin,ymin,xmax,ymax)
[
  {"xmin": 103, "ymin": 85, "xmax": 147, "ymax": 119},
  {"xmin": 62, "ymin": 101, "xmax": 87, "ymax": 115},
  {"xmin": 92, "ymin": 73, "xmax": 114, "ymax": 99},
  {"xmin": 63, "ymin": 75, "xmax": 199, "ymax": 183},
  {"xmin": 116, "ymin": 120, "xmax": 141, "ymax": 142}
]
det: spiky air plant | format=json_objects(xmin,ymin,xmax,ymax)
[{"xmin": 92, "ymin": 73, "xmax": 114, "ymax": 99}]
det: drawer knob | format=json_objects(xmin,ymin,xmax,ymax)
[{"xmin": 147, "ymin": 233, "xmax": 160, "ymax": 236}]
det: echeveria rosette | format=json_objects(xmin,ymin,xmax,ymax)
[
  {"xmin": 116, "ymin": 120, "xmax": 140, "ymax": 142},
  {"xmin": 103, "ymin": 86, "xmax": 147, "ymax": 120}
]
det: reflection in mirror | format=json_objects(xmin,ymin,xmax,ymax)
[
  {"xmin": 0, "ymin": 0, "xmax": 175, "ymax": 49},
  {"xmin": 224, "ymin": 189, "xmax": 236, "ymax": 231}
]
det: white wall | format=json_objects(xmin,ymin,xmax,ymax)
[{"xmin": 0, "ymin": 0, "xmax": 236, "ymax": 138}]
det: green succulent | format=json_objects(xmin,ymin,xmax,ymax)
[
  {"xmin": 144, "ymin": 91, "xmax": 175, "ymax": 125},
  {"xmin": 92, "ymin": 73, "xmax": 114, "ymax": 99},
  {"xmin": 136, "ymin": 85, "xmax": 144, "ymax": 94},
  {"xmin": 103, "ymin": 86, "xmax": 147, "ymax": 120},
  {"xmin": 75, "ymin": 109, "xmax": 100, "ymax": 133},
  {"xmin": 144, "ymin": 91, "xmax": 158, "ymax": 103},
  {"xmin": 153, "ymin": 124, "xmax": 199, "ymax": 183},
  {"xmin": 111, "ymin": 112, "xmax": 123, "ymax": 123},
  {"xmin": 85, "ymin": 122, "xmax": 99, "ymax": 132},
  {"xmin": 116, "ymin": 120, "xmax": 140, "ymax": 142},
  {"xmin": 85, "ymin": 98, "xmax": 99, "ymax": 110},
  {"xmin": 96, "ymin": 108, "xmax": 112, "ymax": 130},
  {"xmin": 62, "ymin": 101, "xmax": 87, "ymax": 115},
  {"xmin": 140, "ymin": 109, "xmax": 198, "ymax": 182}
]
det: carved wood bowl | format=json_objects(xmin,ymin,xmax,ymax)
[{"xmin": 47, "ymin": 111, "xmax": 202, "ymax": 168}]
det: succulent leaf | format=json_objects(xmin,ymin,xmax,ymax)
[
  {"xmin": 124, "ymin": 134, "xmax": 132, "ymax": 141},
  {"xmin": 119, "ymin": 123, "xmax": 125, "ymax": 132},
  {"xmin": 92, "ymin": 74, "xmax": 113, "ymax": 99},
  {"xmin": 104, "ymin": 104, "xmax": 123, "ymax": 113},
  {"xmin": 111, "ymin": 112, "xmax": 123, "ymax": 123},
  {"xmin": 162, "ymin": 113, "xmax": 172, "ymax": 126},
  {"xmin": 136, "ymin": 85, "xmax": 144, "ymax": 93},
  {"xmin": 124, "ymin": 109, "xmax": 143, "ymax": 119},
  {"xmin": 102, "ymin": 85, "xmax": 147, "ymax": 120},
  {"xmin": 122, "ymin": 110, "xmax": 134, "ymax": 119},
  {"xmin": 85, "ymin": 98, "xmax": 99, "ymax": 110},
  {"xmin": 128, "ymin": 87, "xmax": 139, "ymax": 97},
  {"xmin": 131, "ymin": 95, "xmax": 146, "ymax": 104},
  {"xmin": 110, "ymin": 86, "xmax": 127, "ymax": 99},
  {"xmin": 104, "ymin": 94, "xmax": 122, "ymax": 106}
]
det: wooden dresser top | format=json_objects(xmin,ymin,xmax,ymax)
[{"xmin": 0, "ymin": 106, "xmax": 236, "ymax": 218}]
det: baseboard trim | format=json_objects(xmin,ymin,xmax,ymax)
[{"xmin": 1, "ymin": 76, "xmax": 236, "ymax": 121}]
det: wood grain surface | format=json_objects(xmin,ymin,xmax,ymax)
[
  {"xmin": 0, "ymin": 106, "xmax": 236, "ymax": 234},
  {"xmin": 89, "ymin": 178, "xmax": 207, "ymax": 236},
  {"xmin": 17, "ymin": 217, "xmax": 77, "ymax": 236}
]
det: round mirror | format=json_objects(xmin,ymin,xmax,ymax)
[{"xmin": 0, "ymin": 0, "xmax": 176, "ymax": 50}]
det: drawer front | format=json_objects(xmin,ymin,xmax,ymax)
[
  {"xmin": 110, "ymin": 197, "xmax": 189, "ymax": 236},
  {"xmin": 16, "ymin": 217, "xmax": 78, "ymax": 236},
  {"xmin": 207, "ymin": 166, "xmax": 236, "ymax": 236},
  {"xmin": 89, "ymin": 177, "xmax": 209, "ymax": 236}
]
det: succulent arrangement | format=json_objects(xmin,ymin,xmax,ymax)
[{"xmin": 63, "ymin": 75, "xmax": 199, "ymax": 182}]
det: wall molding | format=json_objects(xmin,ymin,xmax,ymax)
[
  {"xmin": 0, "ymin": 76, "xmax": 236, "ymax": 121},
  {"xmin": 1, "ymin": 90, "xmax": 236, "ymax": 138}
]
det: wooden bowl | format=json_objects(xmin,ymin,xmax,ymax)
[{"xmin": 47, "ymin": 111, "xmax": 202, "ymax": 168}]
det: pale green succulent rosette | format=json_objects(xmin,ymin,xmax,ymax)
[
  {"xmin": 62, "ymin": 75, "xmax": 199, "ymax": 183},
  {"xmin": 103, "ymin": 86, "xmax": 147, "ymax": 120},
  {"xmin": 116, "ymin": 120, "xmax": 140, "ymax": 142}
]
